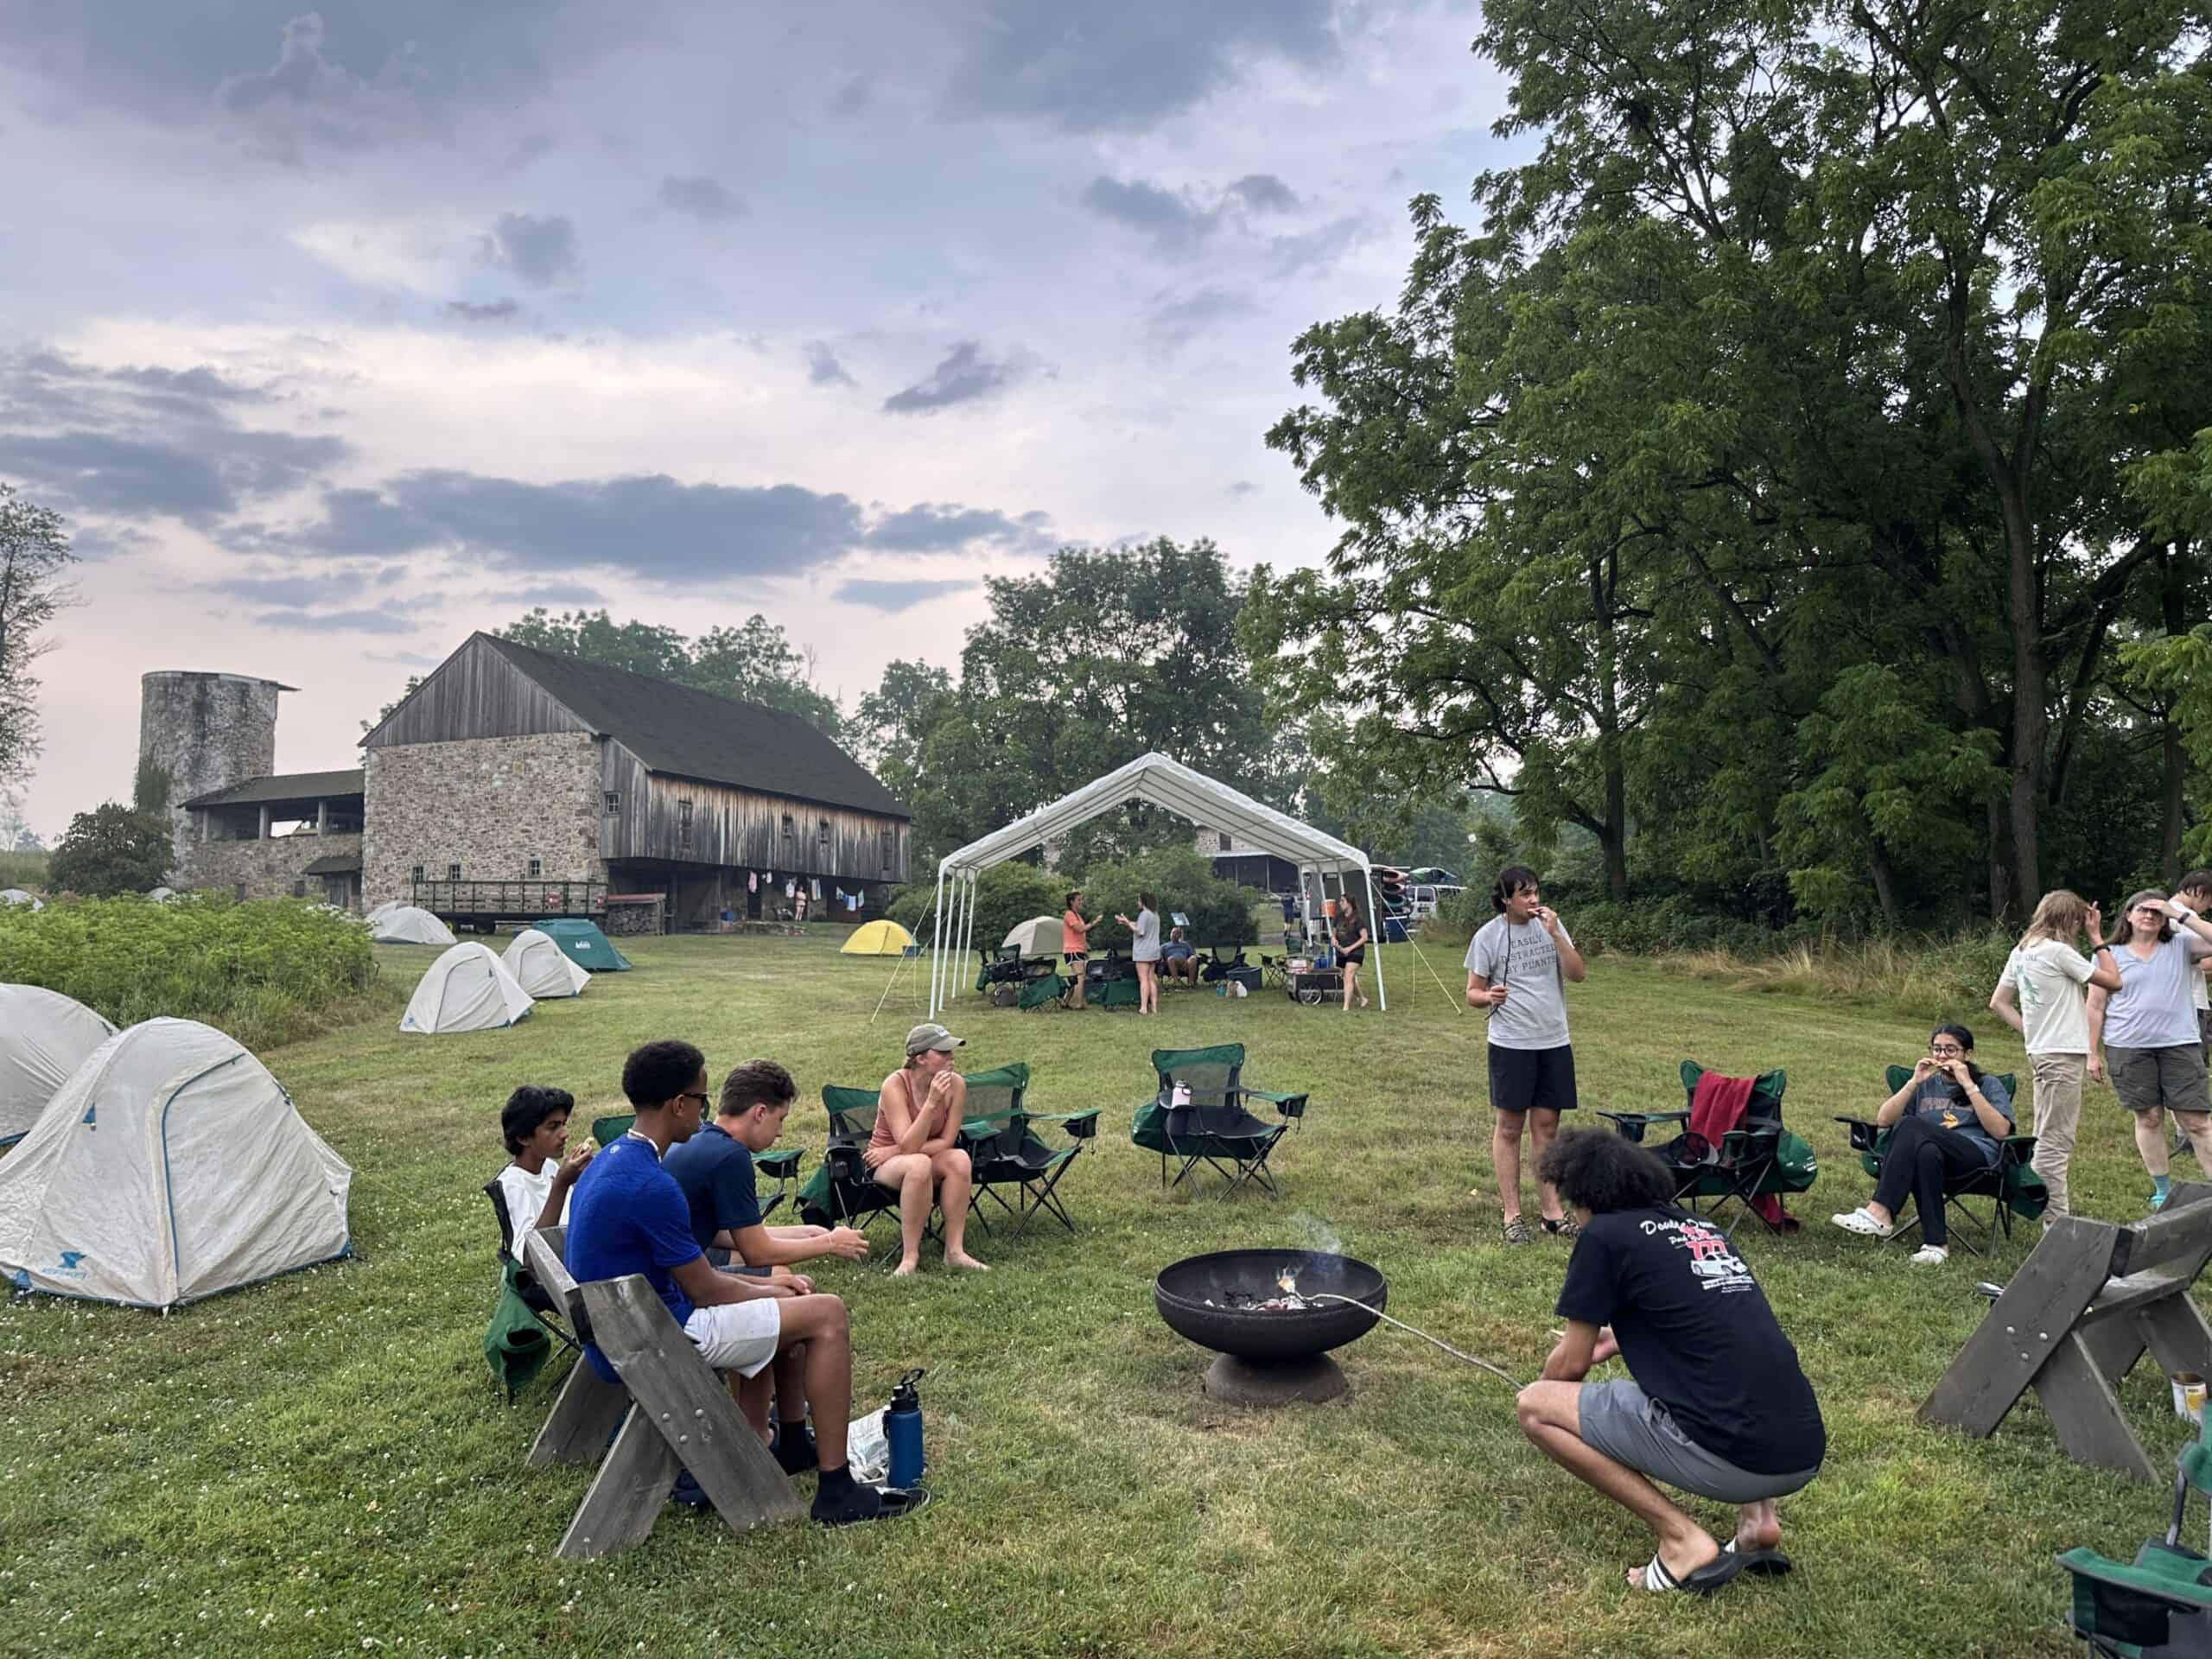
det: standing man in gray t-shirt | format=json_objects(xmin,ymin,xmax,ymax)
[{"xmin": 1465, "ymin": 865, "xmax": 1586, "ymax": 1243}]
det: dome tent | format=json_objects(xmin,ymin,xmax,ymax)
[
  {"xmin": 502, "ymin": 928, "xmax": 590, "ymax": 999},
  {"xmin": 401, "ymin": 944, "xmax": 534, "ymax": 1034},
  {"xmin": 841, "ymin": 918, "xmax": 916, "ymax": 956},
  {"xmin": 0, "ymin": 1019, "xmax": 353, "ymax": 1308},
  {"xmin": 0, "ymin": 889, "xmax": 41, "ymax": 911},
  {"xmin": 1002, "ymin": 915, "xmax": 1063, "ymax": 957},
  {"xmin": 372, "ymin": 905, "xmax": 455, "ymax": 945},
  {"xmin": 0, "ymin": 986, "xmax": 119, "ymax": 1146}
]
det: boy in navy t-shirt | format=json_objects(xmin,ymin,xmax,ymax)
[
  {"xmin": 564, "ymin": 1039, "xmax": 897, "ymax": 1526},
  {"xmin": 1515, "ymin": 1130, "xmax": 1825, "ymax": 1594}
]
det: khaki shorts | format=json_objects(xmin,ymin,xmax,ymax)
[{"xmin": 2107, "ymin": 1044, "xmax": 2212, "ymax": 1117}]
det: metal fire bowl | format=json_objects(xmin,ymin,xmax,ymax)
[{"xmin": 1154, "ymin": 1249, "xmax": 1387, "ymax": 1363}]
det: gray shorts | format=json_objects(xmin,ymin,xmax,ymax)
[
  {"xmin": 2107, "ymin": 1044, "xmax": 2212, "ymax": 1117},
  {"xmin": 1578, "ymin": 1379, "xmax": 1818, "ymax": 1505}
]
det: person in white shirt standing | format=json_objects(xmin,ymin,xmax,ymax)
[
  {"xmin": 1988, "ymin": 892, "xmax": 2120, "ymax": 1222},
  {"xmin": 1465, "ymin": 865, "xmax": 1587, "ymax": 1243}
]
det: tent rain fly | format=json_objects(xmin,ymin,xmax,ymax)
[{"xmin": 925, "ymin": 753, "xmax": 1382, "ymax": 1015}]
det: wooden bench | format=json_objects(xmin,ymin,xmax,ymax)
[
  {"xmin": 1919, "ymin": 1183, "xmax": 2212, "ymax": 1479},
  {"xmin": 522, "ymin": 1226, "xmax": 805, "ymax": 1554}
]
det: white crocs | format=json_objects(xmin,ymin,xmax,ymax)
[
  {"xmin": 1829, "ymin": 1207, "xmax": 1896, "ymax": 1237},
  {"xmin": 1909, "ymin": 1243, "xmax": 1948, "ymax": 1265}
]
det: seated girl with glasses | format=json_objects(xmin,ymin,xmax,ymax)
[{"xmin": 1830, "ymin": 1023, "xmax": 2013, "ymax": 1265}]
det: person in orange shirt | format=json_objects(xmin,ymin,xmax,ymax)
[{"xmin": 1062, "ymin": 889, "xmax": 1096, "ymax": 1009}]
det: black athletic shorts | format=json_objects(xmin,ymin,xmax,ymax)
[
  {"xmin": 1487, "ymin": 1043, "xmax": 1577, "ymax": 1115},
  {"xmin": 1339, "ymin": 945, "xmax": 1366, "ymax": 965}
]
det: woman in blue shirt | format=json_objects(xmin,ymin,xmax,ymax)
[{"xmin": 1831, "ymin": 1023, "xmax": 2012, "ymax": 1265}]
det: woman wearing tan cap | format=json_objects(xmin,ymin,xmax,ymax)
[{"xmin": 865, "ymin": 1023, "xmax": 989, "ymax": 1274}]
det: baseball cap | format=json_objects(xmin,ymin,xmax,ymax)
[{"xmin": 905, "ymin": 1022, "xmax": 965, "ymax": 1056}]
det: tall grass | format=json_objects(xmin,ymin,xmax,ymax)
[
  {"xmin": 0, "ymin": 893, "xmax": 394, "ymax": 1049},
  {"xmin": 1652, "ymin": 929, "xmax": 2018, "ymax": 1020}
]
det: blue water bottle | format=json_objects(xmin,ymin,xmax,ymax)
[{"xmin": 886, "ymin": 1367, "xmax": 926, "ymax": 1488}]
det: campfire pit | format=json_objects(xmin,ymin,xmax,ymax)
[{"xmin": 1154, "ymin": 1249, "xmax": 1388, "ymax": 1405}]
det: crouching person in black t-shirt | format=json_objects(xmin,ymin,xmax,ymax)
[{"xmin": 1516, "ymin": 1130, "xmax": 1826, "ymax": 1594}]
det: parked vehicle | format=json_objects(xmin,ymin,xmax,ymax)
[{"xmin": 1408, "ymin": 883, "xmax": 1464, "ymax": 919}]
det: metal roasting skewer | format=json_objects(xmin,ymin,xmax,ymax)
[{"xmin": 1301, "ymin": 1294, "xmax": 1523, "ymax": 1387}]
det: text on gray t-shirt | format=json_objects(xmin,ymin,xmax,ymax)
[{"xmin": 1465, "ymin": 914, "xmax": 1573, "ymax": 1051}]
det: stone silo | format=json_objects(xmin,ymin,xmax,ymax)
[{"xmin": 137, "ymin": 672, "xmax": 292, "ymax": 880}]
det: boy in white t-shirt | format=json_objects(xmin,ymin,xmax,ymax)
[
  {"xmin": 1990, "ymin": 891, "xmax": 2120, "ymax": 1219},
  {"xmin": 495, "ymin": 1085, "xmax": 595, "ymax": 1255}
]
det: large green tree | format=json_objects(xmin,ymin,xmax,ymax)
[
  {"xmin": 498, "ymin": 607, "xmax": 842, "ymax": 735},
  {"xmin": 46, "ymin": 803, "xmax": 172, "ymax": 896}
]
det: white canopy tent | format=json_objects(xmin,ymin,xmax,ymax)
[{"xmin": 925, "ymin": 753, "xmax": 1382, "ymax": 1016}]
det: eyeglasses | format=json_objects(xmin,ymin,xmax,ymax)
[
  {"xmin": 677, "ymin": 1091, "xmax": 711, "ymax": 1109},
  {"xmin": 1929, "ymin": 1045, "xmax": 1965, "ymax": 1057}
]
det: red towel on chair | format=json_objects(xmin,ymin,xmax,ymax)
[{"xmin": 1688, "ymin": 1071, "xmax": 1795, "ymax": 1229}]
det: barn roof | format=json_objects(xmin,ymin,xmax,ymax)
[
  {"xmin": 477, "ymin": 634, "xmax": 907, "ymax": 818},
  {"xmin": 182, "ymin": 769, "xmax": 365, "ymax": 810}
]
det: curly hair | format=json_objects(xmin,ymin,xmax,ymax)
[
  {"xmin": 621, "ymin": 1039, "xmax": 706, "ymax": 1109},
  {"xmin": 1537, "ymin": 1128, "xmax": 1677, "ymax": 1214},
  {"xmin": 500, "ymin": 1084, "xmax": 574, "ymax": 1155}
]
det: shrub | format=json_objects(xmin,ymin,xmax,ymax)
[
  {"xmin": 0, "ymin": 893, "xmax": 384, "ymax": 1049},
  {"xmin": 0, "ymin": 849, "xmax": 47, "ymax": 892},
  {"xmin": 44, "ymin": 803, "xmax": 173, "ymax": 897},
  {"xmin": 1078, "ymin": 846, "xmax": 1257, "ymax": 950},
  {"xmin": 884, "ymin": 862, "xmax": 1067, "ymax": 954}
]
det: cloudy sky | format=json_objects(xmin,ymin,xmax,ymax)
[{"xmin": 0, "ymin": 2, "xmax": 1504, "ymax": 835}]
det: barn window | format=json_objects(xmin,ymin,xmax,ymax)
[
  {"xmin": 880, "ymin": 829, "xmax": 895, "ymax": 869},
  {"xmin": 447, "ymin": 862, "xmax": 462, "ymax": 881},
  {"xmin": 410, "ymin": 864, "xmax": 424, "ymax": 885},
  {"xmin": 817, "ymin": 817, "xmax": 831, "ymax": 846},
  {"xmin": 1218, "ymin": 832, "xmax": 1232, "ymax": 853},
  {"xmin": 292, "ymin": 880, "xmax": 308, "ymax": 899},
  {"xmin": 603, "ymin": 791, "xmax": 621, "ymax": 814},
  {"xmin": 527, "ymin": 857, "xmax": 543, "ymax": 878},
  {"xmin": 781, "ymin": 814, "xmax": 796, "ymax": 846},
  {"xmin": 677, "ymin": 799, "xmax": 694, "ymax": 851},
  {"xmin": 234, "ymin": 883, "xmax": 247, "ymax": 902}
]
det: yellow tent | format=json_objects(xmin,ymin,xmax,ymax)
[{"xmin": 841, "ymin": 918, "xmax": 917, "ymax": 956}]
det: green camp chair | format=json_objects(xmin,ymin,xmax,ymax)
[
  {"xmin": 2059, "ymin": 1410, "xmax": 2212, "ymax": 1654},
  {"xmin": 796, "ymin": 1085, "xmax": 944, "ymax": 1261},
  {"xmin": 1832, "ymin": 1067, "xmax": 2044, "ymax": 1256},
  {"xmin": 1600, "ymin": 1063, "xmax": 1813, "ymax": 1241},
  {"xmin": 1129, "ymin": 1044, "xmax": 1308, "ymax": 1198},
  {"xmin": 591, "ymin": 1113, "xmax": 798, "ymax": 1219},
  {"xmin": 955, "ymin": 1064, "xmax": 1098, "ymax": 1238}
]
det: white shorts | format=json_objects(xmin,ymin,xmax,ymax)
[{"xmin": 683, "ymin": 1299, "xmax": 782, "ymax": 1378}]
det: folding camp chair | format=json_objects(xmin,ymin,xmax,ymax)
[
  {"xmin": 1834, "ymin": 1067, "xmax": 2044, "ymax": 1256},
  {"xmin": 957, "ymin": 1064, "xmax": 1099, "ymax": 1238},
  {"xmin": 484, "ymin": 1178, "xmax": 582, "ymax": 1357},
  {"xmin": 589, "ymin": 1113, "xmax": 799, "ymax": 1219},
  {"xmin": 1086, "ymin": 949, "xmax": 1141, "ymax": 1009},
  {"xmin": 2059, "ymin": 1408, "xmax": 2212, "ymax": 1654},
  {"xmin": 795, "ymin": 1086, "xmax": 944, "ymax": 1262},
  {"xmin": 1600, "ymin": 1062, "xmax": 1811, "ymax": 1241},
  {"xmin": 976, "ymin": 944, "xmax": 1026, "ymax": 994},
  {"xmin": 1200, "ymin": 946, "xmax": 1262, "ymax": 991},
  {"xmin": 1129, "ymin": 1044, "xmax": 1308, "ymax": 1198}
]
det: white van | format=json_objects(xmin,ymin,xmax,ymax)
[{"xmin": 1408, "ymin": 883, "xmax": 1464, "ymax": 920}]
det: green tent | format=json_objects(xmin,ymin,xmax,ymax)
[{"xmin": 531, "ymin": 918, "xmax": 632, "ymax": 972}]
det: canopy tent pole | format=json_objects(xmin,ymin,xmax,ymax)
[
  {"xmin": 928, "ymin": 868, "xmax": 946, "ymax": 1015},
  {"xmin": 871, "ymin": 899, "xmax": 937, "ymax": 1024},
  {"xmin": 1363, "ymin": 863, "xmax": 1387, "ymax": 1011},
  {"xmin": 956, "ymin": 872, "xmax": 977, "ymax": 1001}
]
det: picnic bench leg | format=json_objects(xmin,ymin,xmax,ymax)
[
  {"xmin": 556, "ymin": 1405, "xmax": 683, "ymax": 1558},
  {"xmin": 529, "ymin": 1357, "xmax": 631, "ymax": 1468},
  {"xmin": 2082, "ymin": 1317, "xmax": 2149, "ymax": 1383},
  {"xmin": 2138, "ymin": 1294, "xmax": 2212, "ymax": 1383},
  {"xmin": 1919, "ymin": 1219, "xmax": 2117, "ymax": 1437},
  {"xmin": 2035, "ymin": 1330, "xmax": 2161, "ymax": 1481}
]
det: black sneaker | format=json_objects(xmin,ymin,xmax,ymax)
[
  {"xmin": 774, "ymin": 1427, "xmax": 818, "ymax": 1476},
  {"xmin": 668, "ymin": 1469, "xmax": 713, "ymax": 1509}
]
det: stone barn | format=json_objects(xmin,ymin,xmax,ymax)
[{"xmin": 359, "ymin": 632, "xmax": 910, "ymax": 929}]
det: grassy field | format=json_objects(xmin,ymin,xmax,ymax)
[{"xmin": 0, "ymin": 931, "xmax": 2196, "ymax": 1657}]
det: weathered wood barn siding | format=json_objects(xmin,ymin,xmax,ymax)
[
  {"xmin": 363, "ymin": 636, "xmax": 586, "ymax": 748},
  {"xmin": 617, "ymin": 768, "xmax": 907, "ymax": 881}
]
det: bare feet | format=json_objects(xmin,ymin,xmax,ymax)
[
  {"xmin": 1625, "ymin": 1528, "xmax": 1720, "ymax": 1589},
  {"xmin": 1735, "ymin": 1500, "xmax": 1782, "ymax": 1554},
  {"xmin": 945, "ymin": 1251, "xmax": 991, "ymax": 1272},
  {"xmin": 893, "ymin": 1258, "xmax": 921, "ymax": 1277}
]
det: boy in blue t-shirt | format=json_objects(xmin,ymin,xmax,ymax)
[{"xmin": 565, "ymin": 1039, "xmax": 896, "ymax": 1527}]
